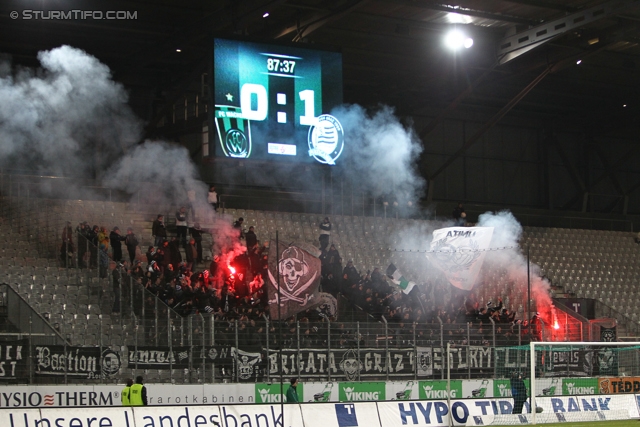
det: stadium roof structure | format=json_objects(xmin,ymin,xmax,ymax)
[
  {"xmin": 2, "ymin": 0, "xmax": 640, "ymax": 212},
  {"xmin": 1, "ymin": 0, "xmax": 638, "ymax": 134}
]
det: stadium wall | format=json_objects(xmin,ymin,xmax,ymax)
[
  {"xmin": 0, "ymin": 394, "xmax": 638, "ymax": 426},
  {"xmin": 0, "ymin": 378, "xmax": 634, "ymax": 408}
]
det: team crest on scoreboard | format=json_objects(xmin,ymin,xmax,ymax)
[
  {"xmin": 215, "ymin": 105, "xmax": 252, "ymax": 158},
  {"xmin": 308, "ymin": 114, "xmax": 344, "ymax": 165}
]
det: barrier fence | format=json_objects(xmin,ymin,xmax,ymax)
[{"xmin": 0, "ymin": 277, "xmax": 528, "ymax": 384}]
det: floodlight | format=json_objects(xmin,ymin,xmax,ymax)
[{"xmin": 444, "ymin": 30, "xmax": 473, "ymax": 50}]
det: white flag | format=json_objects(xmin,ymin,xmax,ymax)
[{"xmin": 427, "ymin": 226, "xmax": 494, "ymax": 291}]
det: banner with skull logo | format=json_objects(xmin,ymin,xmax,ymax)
[
  {"xmin": 427, "ymin": 226, "xmax": 494, "ymax": 291},
  {"xmin": 267, "ymin": 241, "xmax": 322, "ymax": 320}
]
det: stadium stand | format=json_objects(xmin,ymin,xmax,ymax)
[{"xmin": 0, "ymin": 195, "xmax": 633, "ymax": 383}]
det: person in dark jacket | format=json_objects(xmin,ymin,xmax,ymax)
[
  {"xmin": 452, "ymin": 202, "xmax": 465, "ymax": 225},
  {"xmin": 152, "ymin": 214, "xmax": 167, "ymax": 248},
  {"xmin": 124, "ymin": 228, "xmax": 139, "ymax": 265},
  {"xmin": 233, "ymin": 217, "xmax": 245, "ymax": 239},
  {"xmin": 245, "ymin": 226, "xmax": 257, "ymax": 249},
  {"xmin": 88, "ymin": 225, "xmax": 99, "ymax": 268},
  {"xmin": 190, "ymin": 223, "xmax": 203, "ymax": 264},
  {"xmin": 511, "ymin": 371, "xmax": 528, "ymax": 414},
  {"xmin": 286, "ymin": 378, "xmax": 299, "ymax": 403},
  {"xmin": 319, "ymin": 217, "xmax": 331, "ymax": 251},
  {"xmin": 76, "ymin": 222, "xmax": 90, "ymax": 269},
  {"xmin": 109, "ymin": 227, "xmax": 126, "ymax": 262},
  {"xmin": 168, "ymin": 237, "xmax": 183, "ymax": 269},
  {"xmin": 185, "ymin": 238, "xmax": 198, "ymax": 271},
  {"xmin": 61, "ymin": 221, "xmax": 75, "ymax": 268},
  {"xmin": 176, "ymin": 207, "xmax": 188, "ymax": 247}
]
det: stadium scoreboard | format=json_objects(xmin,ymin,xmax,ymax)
[{"xmin": 212, "ymin": 37, "xmax": 344, "ymax": 165}]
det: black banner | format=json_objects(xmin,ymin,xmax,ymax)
[
  {"xmin": 199, "ymin": 345, "xmax": 266, "ymax": 382},
  {"xmin": 495, "ymin": 346, "xmax": 619, "ymax": 378},
  {"xmin": 232, "ymin": 348, "xmax": 265, "ymax": 382},
  {"xmin": 34, "ymin": 345, "xmax": 101, "ymax": 378},
  {"xmin": 0, "ymin": 340, "xmax": 28, "ymax": 380},
  {"xmin": 601, "ymin": 326, "xmax": 617, "ymax": 342},
  {"xmin": 267, "ymin": 347, "xmax": 417, "ymax": 379},
  {"xmin": 435, "ymin": 346, "xmax": 494, "ymax": 372},
  {"xmin": 127, "ymin": 347, "xmax": 191, "ymax": 369}
]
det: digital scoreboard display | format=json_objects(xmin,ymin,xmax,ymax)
[{"xmin": 212, "ymin": 37, "xmax": 344, "ymax": 165}]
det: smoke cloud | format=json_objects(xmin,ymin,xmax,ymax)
[
  {"xmin": 389, "ymin": 211, "xmax": 552, "ymax": 322},
  {"xmin": 335, "ymin": 104, "xmax": 426, "ymax": 211},
  {"xmin": 0, "ymin": 46, "xmax": 245, "ymax": 258},
  {"xmin": 0, "ymin": 46, "xmax": 552, "ymax": 322},
  {"xmin": 0, "ymin": 45, "xmax": 140, "ymax": 178}
]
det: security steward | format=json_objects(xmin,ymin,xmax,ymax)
[
  {"xmin": 121, "ymin": 378, "xmax": 133, "ymax": 406},
  {"xmin": 129, "ymin": 376, "xmax": 148, "ymax": 406}
]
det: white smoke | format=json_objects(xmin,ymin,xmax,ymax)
[
  {"xmin": 388, "ymin": 211, "xmax": 552, "ymax": 320},
  {"xmin": 0, "ymin": 46, "xmax": 245, "ymax": 259},
  {"xmin": 0, "ymin": 45, "xmax": 140, "ymax": 178},
  {"xmin": 477, "ymin": 211, "xmax": 553, "ymax": 317},
  {"xmin": 335, "ymin": 104, "xmax": 426, "ymax": 211}
]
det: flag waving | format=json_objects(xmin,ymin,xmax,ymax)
[
  {"xmin": 386, "ymin": 264, "xmax": 416, "ymax": 294},
  {"xmin": 427, "ymin": 227, "xmax": 494, "ymax": 291},
  {"xmin": 267, "ymin": 240, "xmax": 322, "ymax": 320}
]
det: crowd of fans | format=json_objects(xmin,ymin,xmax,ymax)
[{"xmin": 60, "ymin": 208, "xmax": 532, "ymax": 348}]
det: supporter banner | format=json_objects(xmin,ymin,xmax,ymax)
[
  {"xmin": 127, "ymin": 346, "xmax": 190, "ymax": 369},
  {"xmin": 199, "ymin": 344, "xmax": 234, "ymax": 366},
  {"xmin": 300, "ymin": 402, "xmax": 382, "ymax": 427},
  {"xmin": 601, "ymin": 326, "xmax": 617, "ymax": 341},
  {"xmin": 267, "ymin": 241, "xmax": 322, "ymax": 320},
  {"xmin": 542, "ymin": 347, "xmax": 618, "ymax": 377},
  {"xmin": 427, "ymin": 226, "xmax": 494, "ymax": 291},
  {"xmin": 267, "ymin": 348, "xmax": 416, "ymax": 378},
  {"xmin": 416, "ymin": 347, "xmax": 433, "ymax": 376},
  {"xmin": 0, "ymin": 340, "xmax": 28, "ymax": 380},
  {"xmin": 436, "ymin": 345, "xmax": 493, "ymax": 372},
  {"xmin": 33, "ymin": 345, "xmax": 100, "ymax": 378},
  {"xmin": 232, "ymin": 348, "xmax": 265, "ymax": 382}
]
